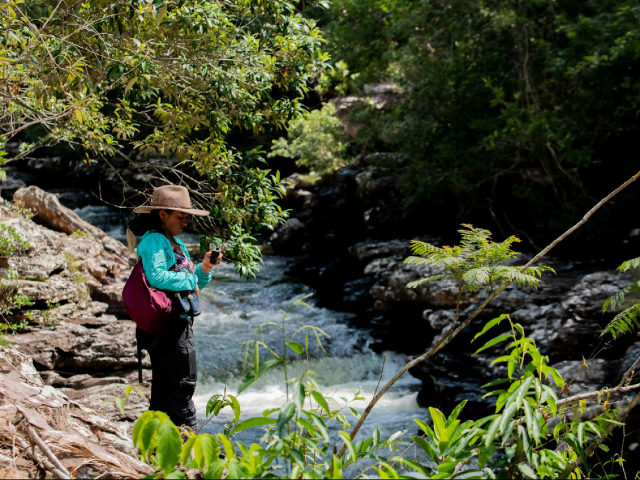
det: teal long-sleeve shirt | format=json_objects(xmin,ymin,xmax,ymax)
[{"xmin": 136, "ymin": 231, "xmax": 212, "ymax": 292}]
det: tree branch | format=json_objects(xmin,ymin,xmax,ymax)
[{"xmin": 558, "ymin": 390, "xmax": 640, "ymax": 478}]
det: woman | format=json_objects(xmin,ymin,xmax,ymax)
[{"xmin": 132, "ymin": 185, "xmax": 222, "ymax": 429}]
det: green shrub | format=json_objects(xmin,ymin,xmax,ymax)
[{"xmin": 269, "ymin": 103, "xmax": 347, "ymax": 176}]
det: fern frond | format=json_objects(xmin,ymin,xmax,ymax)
[
  {"xmin": 618, "ymin": 256, "xmax": 640, "ymax": 273},
  {"xmin": 409, "ymin": 240, "xmax": 443, "ymax": 256},
  {"xmin": 602, "ymin": 303, "xmax": 640, "ymax": 339},
  {"xmin": 407, "ymin": 274, "xmax": 450, "ymax": 289},
  {"xmin": 462, "ymin": 267, "xmax": 491, "ymax": 286},
  {"xmin": 602, "ymin": 281, "xmax": 640, "ymax": 312}
]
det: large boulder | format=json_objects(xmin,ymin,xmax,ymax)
[
  {"xmin": 269, "ymin": 218, "xmax": 306, "ymax": 253},
  {"xmin": 14, "ymin": 185, "xmax": 133, "ymax": 262},
  {"xmin": 9, "ymin": 317, "xmax": 145, "ymax": 372}
]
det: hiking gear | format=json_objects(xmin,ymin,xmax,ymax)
[
  {"xmin": 123, "ymin": 260, "xmax": 172, "ymax": 334},
  {"xmin": 172, "ymin": 291, "xmax": 202, "ymax": 317},
  {"xmin": 133, "ymin": 185, "xmax": 209, "ymax": 216},
  {"xmin": 137, "ymin": 231, "xmax": 212, "ymax": 292}
]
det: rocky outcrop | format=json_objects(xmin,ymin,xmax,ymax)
[
  {"xmin": 4, "ymin": 187, "xmax": 134, "ymax": 318},
  {"xmin": 14, "ymin": 185, "xmax": 132, "ymax": 261},
  {"xmin": 0, "ymin": 191, "xmax": 151, "ymax": 430},
  {"xmin": 270, "ymin": 217, "xmax": 306, "ymax": 254},
  {"xmin": 0, "ymin": 346, "xmax": 152, "ymax": 478}
]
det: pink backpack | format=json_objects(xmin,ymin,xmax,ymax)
[{"xmin": 123, "ymin": 260, "xmax": 172, "ymax": 333}]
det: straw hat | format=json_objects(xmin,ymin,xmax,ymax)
[{"xmin": 133, "ymin": 185, "xmax": 209, "ymax": 216}]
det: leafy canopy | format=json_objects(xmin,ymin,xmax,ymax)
[
  {"xmin": 314, "ymin": 0, "xmax": 640, "ymax": 248},
  {"xmin": 1, "ymin": 0, "xmax": 329, "ymax": 276}
]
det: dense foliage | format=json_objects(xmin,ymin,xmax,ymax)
[
  {"xmin": 307, "ymin": 0, "xmax": 640, "ymax": 250},
  {"xmin": 0, "ymin": 0, "xmax": 329, "ymax": 276},
  {"xmin": 269, "ymin": 103, "xmax": 347, "ymax": 176}
]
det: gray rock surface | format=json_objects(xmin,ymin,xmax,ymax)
[{"xmin": 270, "ymin": 217, "xmax": 306, "ymax": 253}]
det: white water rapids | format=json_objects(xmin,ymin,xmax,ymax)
[{"xmin": 194, "ymin": 256, "xmax": 425, "ymax": 450}]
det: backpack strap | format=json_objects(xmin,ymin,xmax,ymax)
[{"xmin": 137, "ymin": 343, "xmax": 143, "ymax": 384}]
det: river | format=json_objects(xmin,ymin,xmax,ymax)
[
  {"xmin": 75, "ymin": 206, "xmax": 426, "ymax": 463},
  {"xmin": 194, "ymin": 256, "xmax": 424, "ymax": 450}
]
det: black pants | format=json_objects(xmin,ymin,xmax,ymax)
[{"xmin": 138, "ymin": 316, "xmax": 198, "ymax": 429}]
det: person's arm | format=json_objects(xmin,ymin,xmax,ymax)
[{"xmin": 139, "ymin": 235, "xmax": 197, "ymax": 291}]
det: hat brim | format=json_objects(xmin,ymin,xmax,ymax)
[{"xmin": 133, "ymin": 205, "xmax": 210, "ymax": 216}]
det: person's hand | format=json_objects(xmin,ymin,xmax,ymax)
[
  {"xmin": 201, "ymin": 250, "xmax": 222, "ymax": 274},
  {"xmin": 195, "ymin": 285, "xmax": 200, "ymax": 296}
]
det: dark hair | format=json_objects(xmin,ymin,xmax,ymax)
[{"xmin": 129, "ymin": 209, "xmax": 174, "ymax": 235}]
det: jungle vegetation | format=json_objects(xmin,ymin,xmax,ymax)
[{"xmin": 294, "ymin": 0, "xmax": 640, "ymax": 253}]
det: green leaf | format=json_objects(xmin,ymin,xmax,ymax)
[
  {"xmin": 499, "ymin": 403, "xmax": 518, "ymax": 441},
  {"xmin": 132, "ymin": 410, "xmax": 152, "ymax": 447},
  {"xmin": 373, "ymin": 425, "xmax": 381, "ymax": 444},
  {"xmin": 293, "ymin": 382, "xmax": 305, "ymax": 411},
  {"xmin": 231, "ymin": 417, "xmax": 277, "ymax": 434},
  {"xmin": 181, "ymin": 437, "xmax": 196, "ymax": 467},
  {"xmin": 309, "ymin": 413, "xmax": 330, "ymax": 442},
  {"xmin": 412, "ymin": 436, "xmax": 439, "ymax": 463},
  {"xmin": 157, "ymin": 422, "xmax": 182, "ymax": 473},
  {"xmin": 193, "ymin": 434, "xmax": 221, "ymax": 473},
  {"xmin": 332, "ymin": 454, "xmax": 343, "ymax": 479},
  {"xmin": 225, "ymin": 458, "xmax": 249, "ymax": 479},
  {"xmin": 415, "ymin": 419, "xmax": 437, "ymax": 442},
  {"xmin": 472, "ymin": 314, "xmax": 509, "ymax": 342},
  {"xmin": 237, "ymin": 358, "xmax": 281, "ymax": 394},
  {"xmin": 547, "ymin": 367, "xmax": 565, "ymax": 388},
  {"xmin": 277, "ymin": 403, "xmax": 296, "ymax": 435},
  {"xmin": 518, "ymin": 464, "xmax": 537, "ymax": 479},
  {"xmin": 348, "ymin": 407, "xmax": 361, "ymax": 419},
  {"xmin": 447, "ymin": 400, "xmax": 467, "ymax": 427},
  {"xmin": 166, "ymin": 470, "xmax": 187, "ymax": 479},
  {"xmin": 125, "ymin": 76, "xmax": 138, "ymax": 95},
  {"xmin": 577, "ymin": 422, "xmax": 586, "ymax": 446},
  {"xmin": 485, "ymin": 416, "xmax": 501, "ymax": 448},
  {"xmin": 227, "ymin": 395, "xmax": 241, "ymax": 424},
  {"xmin": 139, "ymin": 416, "xmax": 161, "ymax": 460},
  {"xmin": 296, "ymin": 417, "xmax": 319, "ymax": 436},
  {"xmin": 429, "ymin": 407, "xmax": 447, "ymax": 437},
  {"xmin": 206, "ymin": 395, "xmax": 221, "ymax": 417},
  {"xmin": 481, "ymin": 377, "xmax": 511, "ymax": 389},
  {"xmin": 473, "ymin": 333, "xmax": 513, "ymax": 356},
  {"xmin": 515, "ymin": 377, "xmax": 534, "ymax": 409},
  {"xmin": 287, "ymin": 342, "xmax": 304, "ymax": 354},
  {"xmin": 523, "ymin": 400, "xmax": 540, "ymax": 446},
  {"xmin": 205, "ymin": 459, "xmax": 227, "ymax": 479},
  {"xmin": 338, "ymin": 431, "xmax": 357, "ymax": 469},
  {"xmin": 311, "ymin": 391, "xmax": 330, "ymax": 416},
  {"xmin": 217, "ymin": 434, "xmax": 235, "ymax": 460}
]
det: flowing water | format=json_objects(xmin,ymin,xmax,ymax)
[
  {"xmin": 194, "ymin": 256, "xmax": 424, "ymax": 449},
  {"xmin": 75, "ymin": 206, "xmax": 426, "ymax": 466}
]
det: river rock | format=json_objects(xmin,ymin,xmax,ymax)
[
  {"xmin": 9, "ymin": 318, "xmax": 146, "ymax": 372},
  {"xmin": 369, "ymin": 260, "xmax": 476, "ymax": 307},
  {"xmin": 0, "ymin": 346, "xmax": 152, "ymax": 478},
  {"xmin": 550, "ymin": 358, "xmax": 618, "ymax": 395},
  {"xmin": 270, "ymin": 218, "xmax": 306, "ymax": 253},
  {"xmin": 349, "ymin": 239, "xmax": 409, "ymax": 263}
]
